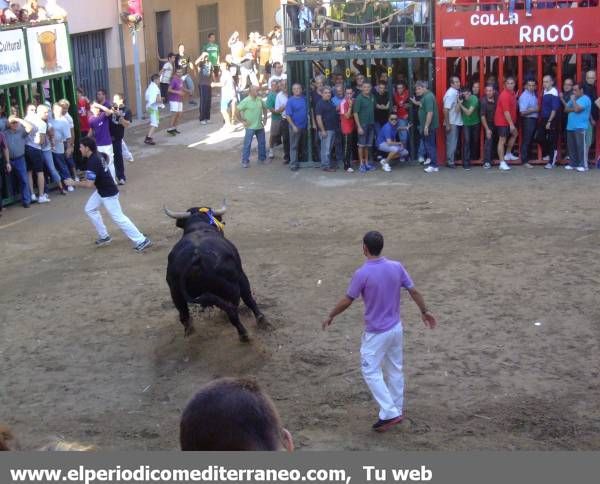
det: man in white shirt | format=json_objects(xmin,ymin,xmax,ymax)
[
  {"xmin": 268, "ymin": 62, "xmax": 287, "ymax": 90},
  {"xmin": 443, "ymin": 76, "xmax": 463, "ymax": 168},
  {"xmin": 144, "ymin": 74, "xmax": 163, "ymax": 145},
  {"xmin": 275, "ymin": 80, "xmax": 290, "ymax": 163}
]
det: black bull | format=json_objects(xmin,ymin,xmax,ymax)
[{"xmin": 164, "ymin": 205, "xmax": 265, "ymax": 341}]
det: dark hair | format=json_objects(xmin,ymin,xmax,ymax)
[
  {"xmin": 363, "ymin": 231, "xmax": 384, "ymax": 256},
  {"xmin": 180, "ymin": 378, "xmax": 284, "ymax": 451},
  {"xmin": 168, "ymin": 52, "xmax": 176, "ymax": 58},
  {"xmin": 79, "ymin": 136, "xmax": 98, "ymax": 153},
  {"xmin": 151, "ymin": 73, "xmax": 160, "ymax": 82},
  {"xmin": 208, "ymin": 32, "xmax": 215, "ymax": 38},
  {"xmin": 504, "ymin": 76, "xmax": 516, "ymax": 83}
]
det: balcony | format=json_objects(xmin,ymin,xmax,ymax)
[{"xmin": 282, "ymin": 1, "xmax": 433, "ymax": 60}]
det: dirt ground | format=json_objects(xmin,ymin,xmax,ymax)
[{"xmin": 1, "ymin": 113, "xmax": 599, "ymax": 451}]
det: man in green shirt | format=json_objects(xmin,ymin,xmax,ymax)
[
  {"xmin": 201, "ymin": 33, "xmax": 220, "ymax": 80},
  {"xmin": 415, "ymin": 80, "xmax": 440, "ymax": 173},
  {"xmin": 353, "ymin": 83, "xmax": 376, "ymax": 172},
  {"xmin": 265, "ymin": 79, "xmax": 282, "ymax": 159},
  {"xmin": 458, "ymin": 82, "xmax": 481, "ymax": 170},
  {"xmin": 236, "ymin": 85, "xmax": 267, "ymax": 168}
]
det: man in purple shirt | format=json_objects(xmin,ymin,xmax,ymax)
[
  {"xmin": 89, "ymin": 102, "xmax": 116, "ymax": 181},
  {"xmin": 323, "ymin": 231, "xmax": 436, "ymax": 432}
]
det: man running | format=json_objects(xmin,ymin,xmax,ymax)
[
  {"xmin": 323, "ymin": 231, "xmax": 436, "ymax": 432},
  {"xmin": 64, "ymin": 137, "xmax": 151, "ymax": 252}
]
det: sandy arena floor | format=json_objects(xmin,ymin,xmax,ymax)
[{"xmin": 1, "ymin": 115, "xmax": 599, "ymax": 450}]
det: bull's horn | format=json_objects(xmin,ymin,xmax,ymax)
[
  {"xmin": 163, "ymin": 206, "xmax": 191, "ymax": 219},
  {"xmin": 212, "ymin": 199, "xmax": 227, "ymax": 216}
]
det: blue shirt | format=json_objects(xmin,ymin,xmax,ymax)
[
  {"xmin": 567, "ymin": 95, "xmax": 591, "ymax": 131},
  {"xmin": 285, "ymin": 95, "xmax": 308, "ymax": 129},
  {"xmin": 376, "ymin": 122, "xmax": 397, "ymax": 146},
  {"xmin": 518, "ymin": 89, "xmax": 539, "ymax": 119},
  {"xmin": 541, "ymin": 87, "xmax": 561, "ymax": 119},
  {"xmin": 332, "ymin": 95, "xmax": 343, "ymax": 109}
]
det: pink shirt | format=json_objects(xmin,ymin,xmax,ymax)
[{"xmin": 346, "ymin": 257, "xmax": 414, "ymax": 333}]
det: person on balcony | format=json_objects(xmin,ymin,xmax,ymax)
[
  {"xmin": 298, "ymin": 3, "xmax": 314, "ymax": 50},
  {"xmin": 508, "ymin": 0, "xmax": 533, "ymax": 18}
]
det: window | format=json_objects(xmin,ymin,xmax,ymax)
[
  {"xmin": 156, "ymin": 11, "xmax": 173, "ymax": 59},
  {"xmin": 245, "ymin": 0, "xmax": 263, "ymax": 36},
  {"xmin": 198, "ymin": 4, "xmax": 219, "ymax": 52}
]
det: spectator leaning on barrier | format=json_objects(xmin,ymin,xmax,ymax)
[
  {"xmin": 180, "ymin": 378, "xmax": 294, "ymax": 451},
  {"xmin": 480, "ymin": 84, "xmax": 497, "ymax": 170},
  {"xmin": 3, "ymin": 115, "xmax": 33, "ymax": 207}
]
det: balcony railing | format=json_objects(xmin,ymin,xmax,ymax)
[
  {"xmin": 282, "ymin": 1, "xmax": 433, "ymax": 54},
  {"xmin": 438, "ymin": 0, "xmax": 598, "ymax": 14}
]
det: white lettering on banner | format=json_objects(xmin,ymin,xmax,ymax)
[
  {"xmin": 519, "ymin": 21, "xmax": 574, "ymax": 44},
  {"xmin": 0, "ymin": 29, "xmax": 28, "ymax": 85},
  {"xmin": 470, "ymin": 13, "xmax": 518, "ymax": 26},
  {"xmin": 363, "ymin": 465, "xmax": 433, "ymax": 482}
]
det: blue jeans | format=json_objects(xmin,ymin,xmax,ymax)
[
  {"xmin": 242, "ymin": 128, "xmax": 266, "ymax": 165},
  {"xmin": 509, "ymin": 0, "xmax": 532, "ymax": 14},
  {"xmin": 10, "ymin": 156, "xmax": 31, "ymax": 205},
  {"xmin": 41, "ymin": 150, "xmax": 62, "ymax": 185},
  {"xmin": 422, "ymin": 128, "xmax": 437, "ymax": 167},
  {"xmin": 320, "ymin": 130, "xmax": 335, "ymax": 168},
  {"xmin": 398, "ymin": 118, "xmax": 409, "ymax": 145},
  {"xmin": 520, "ymin": 117, "xmax": 537, "ymax": 163},
  {"xmin": 445, "ymin": 124, "xmax": 460, "ymax": 164},
  {"xmin": 52, "ymin": 152, "xmax": 71, "ymax": 180}
]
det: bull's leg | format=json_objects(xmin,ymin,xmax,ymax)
[
  {"xmin": 167, "ymin": 277, "xmax": 195, "ymax": 337},
  {"xmin": 239, "ymin": 271, "xmax": 266, "ymax": 325},
  {"xmin": 192, "ymin": 293, "xmax": 250, "ymax": 343},
  {"xmin": 223, "ymin": 306, "xmax": 250, "ymax": 343}
]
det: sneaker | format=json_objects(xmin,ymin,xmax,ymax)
[
  {"xmin": 564, "ymin": 165, "xmax": 574, "ymax": 171},
  {"xmin": 499, "ymin": 161, "xmax": 511, "ymax": 171},
  {"xmin": 525, "ymin": 11, "xmax": 532, "ymax": 17},
  {"xmin": 372, "ymin": 415, "xmax": 403, "ymax": 433},
  {"xmin": 166, "ymin": 128, "xmax": 177, "ymax": 136},
  {"xmin": 424, "ymin": 158, "xmax": 431, "ymax": 165},
  {"xmin": 504, "ymin": 153, "xmax": 518, "ymax": 161},
  {"xmin": 544, "ymin": 162, "xmax": 554, "ymax": 169},
  {"xmin": 95, "ymin": 236, "xmax": 112, "ymax": 247},
  {"xmin": 447, "ymin": 162, "xmax": 456, "ymax": 168},
  {"xmin": 418, "ymin": 156, "xmax": 425, "ymax": 164},
  {"xmin": 346, "ymin": 167, "xmax": 354, "ymax": 173},
  {"xmin": 359, "ymin": 165, "xmax": 368, "ymax": 173},
  {"xmin": 200, "ymin": 120, "xmax": 207, "ymax": 125},
  {"xmin": 31, "ymin": 193, "xmax": 38, "ymax": 203},
  {"xmin": 38, "ymin": 194, "xmax": 51, "ymax": 203},
  {"xmin": 483, "ymin": 162, "xmax": 491, "ymax": 169},
  {"xmin": 523, "ymin": 162, "xmax": 534, "ymax": 169},
  {"xmin": 290, "ymin": 165, "xmax": 299, "ymax": 172},
  {"xmin": 174, "ymin": 129, "xmax": 182, "ymax": 134},
  {"xmin": 268, "ymin": 149, "xmax": 274, "ymax": 159},
  {"xmin": 542, "ymin": 156, "xmax": 550, "ymax": 161},
  {"xmin": 576, "ymin": 166, "xmax": 588, "ymax": 172},
  {"xmin": 365, "ymin": 164, "xmax": 376, "ymax": 171},
  {"xmin": 118, "ymin": 179, "xmax": 126, "ymax": 185},
  {"xmin": 241, "ymin": 162, "xmax": 250, "ymax": 168},
  {"xmin": 135, "ymin": 238, "xmax": 153, "ymax": 252},
  {"xmin": 144, "ymin": 137, "xmax": 156, "ymax": 145},
  {"xmin": 424, "ymin": 166, "xmax": 439, "ymax": 173},
  {"xmin": 381, "ymin": 162, "xmax": 391, "ymax": 172},
  {"xmin": 67, "ymin": 185, "xmax": 75, "ymax": 192}
]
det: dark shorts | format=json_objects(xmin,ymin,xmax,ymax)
[
  {"xmin": 497, "ymin": 126, "xmax": 511, "ymax": 138},
  {"xmin": 25, "ymin": 145, "xmax": 44, "ymax": 173},
  {"xmin": 357, "ymin": 124, "xmax": 375, "ymax": 147}
]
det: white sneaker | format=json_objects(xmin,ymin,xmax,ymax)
[
  {"xmin": 424, "ymin": 166, "xmax": 439, "ymax": 173},
  {"xmin": 542, "ymin": 156, "xmax": 550, "ymax": 161},
  {"xmin": 504, "ymin": 153, "xmax": 518, "ymax": 161},
  {"xmin": 200, "ymin": 120, "xmax": 207, "ymax": 125},
  {"xmin": 576, "ymin": 166, "xmax": 588, "ymax": 172},
  {"xmin": 564, "ymin": 165, "xmax": 574, "ymax": 170},
  {"xmin": 346, "ymin": 167, "xmax": 354, "ymax": 173},
  {"xmin": 268, "ymin": 149, "xmax": 274, "ymax": 159},
  {"xmin": 74, "ymin": 176, "xmax": 80, "ymax": 182},
  {"xmin": 38, "ymin": 194, "xmax": 50, "ymax": 203},
  {"xmin": 544, "ymin": 163, "xmax": 554, "ymax": 169},
  {"xmin": 418, "ymin": 156, "xmax": 425, "ymax": 164},
  {"xmin": 499, "ymin": 161, "xmax": 511, "ymax": 171},
  {"xmin": 424, "ymin": 158, "xmax": 431, "ymax": 165},
  {"xmin": 67, "ymin": 185, "xmax": 75, "ymax": 192},
  {"xmin": 31, "ymin": 193, "xmax": 38, "ymax": 202},
  {"xmin": 381, "ymin": 162, "xmax": 391, "ymax": 172}
]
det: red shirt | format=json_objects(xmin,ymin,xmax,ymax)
[
  {"xmin": 339, "ymin": 98, "xmax": 356, "ymax": 135},
  {"xmin": 393, "ymin": 90, "xmax": 409, "ymax": 119},
  {"xmin": 78, "ymin": 97, "xmax": 90, "ymax": 132},
  {"xmin": 494, "ymin": 89, "xmax": 517, "ymax": 127}
]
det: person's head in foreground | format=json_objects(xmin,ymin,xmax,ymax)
[
  {"xmin": 363, "ymin": 230, "xmax": 384, "ymax": 258},
  {"xmin": 180, "ymin": 378, "xmax": 294, "ymax": 451}
]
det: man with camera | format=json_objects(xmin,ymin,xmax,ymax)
[{"xmin": 109, "ymin": 93, "xmax": 132, "ymax": 185}]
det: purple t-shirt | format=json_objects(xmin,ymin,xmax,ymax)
[
  {"xmin": 346, "ymin": 257, "xmax": 414, "ymax": 333},
  {"xmin": 168, "ymin": 77, "xmax": 184, "ymax": 102},
  {"xmin": 89, "ymin": 112, "xmax": 112, "ymax": 147}
]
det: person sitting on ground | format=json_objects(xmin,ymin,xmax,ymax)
[{"xmin": 180, "ymin": 378, "xmax": 294, "ymax": 451}]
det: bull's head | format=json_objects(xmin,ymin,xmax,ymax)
[{"xmin": 164, "ymin": 200, "xmax": 227, "ymax": 231}]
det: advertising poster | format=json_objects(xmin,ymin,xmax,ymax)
[
  {"xmin": 26, "ymin": 22, "xmax": 71, "ymax": 79},
  {"xmin": 0, "ymin": 28, "xmax": 29, "ymax": 85}
]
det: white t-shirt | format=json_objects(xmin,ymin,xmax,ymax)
[
  {"xmin": 275, "ymin": 92, "xmax": 288, "ymax": 119},
  {"xmin": 443, "ymin": 87, "xmax": 463, "ymax": 126},
  {"xmin": 159, "ymin": 62, "xmax": 173, "ymax": 84},
  {"xmin": 25, "ymin": 114, "xmax": 46, "ymax": 149},
  {"xmin": 145, "ymin": 82, "xmax": 162, "ymax": 110}
]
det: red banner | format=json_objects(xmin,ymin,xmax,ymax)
[{"xmin": 438, "ymin": 7, "xmax": 599, "ymax": 49}]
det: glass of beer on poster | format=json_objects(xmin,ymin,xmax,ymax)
[{"xmin": 38, "ymin": 29, "xmax": 58, "ymax": 71}]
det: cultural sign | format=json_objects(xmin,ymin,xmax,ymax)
[
  {"xmin": 26, "ymin": 22, "xmax": 71, "ymax": 79},
  {"xmin": 0, "ymin": 29, "xmax": 29, "ymax": 85},
  {"xmin": 439, "ymin": 8, "xmax": 596, "ymax": 49}
]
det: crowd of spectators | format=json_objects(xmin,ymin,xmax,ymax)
[{"xmin": 0, "ymin": 0, "xmax": 67, "ymax": 25}]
